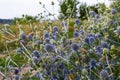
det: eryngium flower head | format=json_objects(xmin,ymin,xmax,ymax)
[
  {"xmin": 44, "ymin": 32, "xmax": 49, "ymax": 39},
  {"xmin": 95, "ymin": 33, "xmax": 102, "ymax": 39},
  {"xmin": 45, "ymin": 44, "xmax": 55, "ymax": 53},
  {"xmin": 95, "ymin": 14, "xmax": 100, "ymax": 19},
  {"xmin": 45, "ymin": 38, "xmax": 50, "ymax": 44},
  {"xmin": 89, "ymin": 59, "xmax": 97, "ymax": 68},
  {"xmin": 90, "ymin": 11, "xmax": 96, "ymax": 17},
  {"xmin": 100, "ymin": 69, "xmax": 109, "ymax": 79},
  {"xmin": 13, "ymin": 75, "xmax": 20, "ymax": 80},
  {"xmin": 75, "ymin": 19, "xmax": 80, "ymax": 25},
  {"xmin": 73, "ymin": 31, "xmax": 79, "ymax": 38},
  {"xmin": 27, "ymin": 33, "xmax": 34, "ymax": 41},
  {"xmin": 14, "ymin": 69, "xmax": 20, "ymax": 75},
  {"xmin": 101, "ymin": 42, "xmax": 109, "ymax": 49},
  {"xmin": 16, "ymin": 48, "xmax": 23, "ymax": 54},
  {"xmin": 32, "ymin": 56, "xmax": 40, "ymax": 65},
  {"xmin": 110, "ymin": 8, "xmax": 117, "ymax": 15},
  {"xmin": 94, "ymin": 46, "xmax": 102, "ymax": 53},
  {"xmin": 32, "ymin": 50, "xmax": 41, "ymax": 59},
  {"xmin": 71, "ymin": 43, "xmax": 80, "ymax": 51},
  {"xmin": 80, "ymin": 29, "xmax": 85, "ymax": 36},
  {"xmin": 53, "ymin": 26, "xmax": 59, "ymax": 32},
  {"xmin": 21, "ymin": 33, "xmax": 27, "ymax": 40},
  {"xmin": 35, "ymin": 39, "xmax": 42, "ymax": 45}
]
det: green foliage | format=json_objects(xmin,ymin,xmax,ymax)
[
  {"xmin": 110, "ymin": 0, "xmax": 120, "ymax": 12},
  {"xmin": 13, "ymin": 15, "xmax": 38, "ymax": 24},
  {"xmin": 59, "ymin": 0, "xmax": 78, "ymax": 19}
]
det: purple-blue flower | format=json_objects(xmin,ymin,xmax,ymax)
[
  {"xmin": 110, "ymin": 8, "xmax": 117, "ymax": 15},
  {"xmin": 71, "ymin": 43, "xmax": 80, "ymax": 51},
  {"xmin": 100, "ymin": 69, "xmax": 109, "ymax": 79},
  {"xmin": 45, "ymin": 38, "xmax": 50, "ymax": 44},
  {"xmin": 73, "ymin": 31, "xmax": 79, "ymax": 38},
  {"xmin": 45, "ymin": 44, "xmax": 55, "ymax": 53},
  {"xmin": 75, "ymin": 19, "xmax": 80, "ymax": 25},
  {"xmin": 53, "ymin": 26, "xmax": 59, "ymax": 32}
]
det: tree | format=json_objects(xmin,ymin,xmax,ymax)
[{"xmin": 59, "ymin": 0, "xmax": 78, "ymax": 19}]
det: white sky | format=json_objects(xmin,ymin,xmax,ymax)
[{"xmin": 0, "ymin": 0, "xmax": 110, "ymax": 19}]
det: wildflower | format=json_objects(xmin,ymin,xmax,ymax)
[
  {"xmin": 90, "ymin": 11, "xmax": 96, "ymax": 17},
  {"xmin": 21, "ymin": 33, "xmax": 27, "ymax": 40},
  {"xmin": 73, "ymin": 31, "xmax": 79, "ymax": 38},
  {"xmin": 27, "ymin": 33, "xmax": 34, "ymax": 41},
  {"xmin": 71, "ymin": 43, "xmax": 80, "ymax": 52},
  {"xmin": 80, "ymin": 29, "xmax": 85, "ymax": 36},
  {"xmin": 32, "ymin": 56, "xmax": 40, "ymax": 65},
  {"xmin": 110, "ymin": 8, "xmax": 117, "ymax": 15},
  {"xmin": 45, "ymin": 38, "xmax": 50, "ymax": 44},
  {"xmin": 101, "ymin": 42, "xmax": 109, "ymax": 49},
  {"xmin": 16, "ymin": 48, "xmax": 23, "ymax": 54},
  {"xmin": 94, "ymin": 46, "xmax": 103, "ymax": 53},
  {"xmin": 44, "ymin": 32, "xmax": 49, "ymax": 39},
  {"xmin": 13, "ymin": 75, "xmax": 20, "ymax": 80},
  {"xmin": 45, "ymin": 44, "xmax": 55, "ymax": 53},
  {"xmin": 100, "ymin": 69, "xmax": 109, "ymax": 79},
  {"xmin": 32, "ymin": 50, "xmax": 41, "ymax": 59},
  {"xmin": 35, "ymin": 39, "xmax": 42, "ymax": 45},
  {"xmin": 14, "ymin": 69, "xmax": 20, "ymax": 75},
  {"xmin": 89, "ymin": 59, "xmax": 97, "ymax": 68},
  {"xmin": 95, "ymin": 14, "xmax": 100, "ymax": 19},
  {"xmin": 75, "ymin": 19, "xmax": 80, "ymax": 25},
  {"xmin": 95, "ymin": 33, "xmax": 102, "ymax": 39},
  {"xmin": 53, "ymin": 26, "xmax": 59, "ymax": 32}
]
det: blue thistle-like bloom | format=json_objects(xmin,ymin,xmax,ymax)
[
  {"xmin": 62, "ymin": 68, "xmax": 68, "ymax": 76},
  {"xmin": 21, "ymin": 33, "xmax": 27, "ymax": 40},
  {"xmin": 51, "ymin": 75, "xmax": 59, "ymax": 80},
  {"xmin": 32, "ymin": 56, "xmax": 40, "ymax": 65},
  {"xmin": 52, "ymin": 33, "xmax": 57, "ymax": 40},
  {"xmin": 71, "ymin": 43, "xmax": 80, "ymax": 51},
  {"xmin": 14, "ymin": 69, "xmax": 20, "ymax": 75},
  {"xmin": 44, "ymin": 32, "xmax": 49, "ymax": 39},
  {"xmin": 89, "ymin": 36, "xmax": 95, "ymax": 43},
  {"xmin": 100, "ymin": 69, "xmax": 109, "ymax": 79},
  {"xmin": 108, "ymin": 20, "xmax": 114, "ymax": 26},
  {"xmin": 95, "ymin": 14, "xmax": 100, "ymax": 19},
  {"xmin": 75, "ymin": 19, "xmax": 80, "ymax": 25},
  {"xmin": 32, "ymin": 50, "xmax": 41, "ymax": 59},
  {"xmin": 27, "ymin": 33, "xmax": 34, "ymax": 41},
  {"xmin": 80, "ymin": 29, "xmax": 85, "ymax": 36},
  {"xmin": 16, "ymin": 48, "xmax": 23, "ymax": 54},
  {"xmin": 45, "ymin": 44, "xmax": 55, "ymax": 53},
  {"xmin": 69, "ymin": 69, "xmax": 74, "ymax": 74},
  {"xmin": 90, "ymin": 11, "xmax": 96, "ymax": 17},
  {"xmin": 94, "ymin": 46, "xmax": 103, "ymax": 53},
  {"xmin": 89, "ymin": 59, "xmax": 97, "ymax": 68},
  {"xmin": 45, "ymin": 38, "xmax": 50, "ymax": 44},
  {"xmin": 110, "ymin": 8, "xmax": 117, "ymax": 15},
  {"xmin": 73, "ymin": 31, "xmax": 79, "ymax": 38},
  {"xmin": 13, "ymin": 75, "xmax": 20, "ymax": 80},
  {"xmin": 85, "ymin": 37, "xmax": 90, "ymax": 44},
  {"xmin": 53, "ymin": 26, "xmax": 59, "ymax": 32},
  {"xmin": 35, "ymin": 72, "xmax": 43, "ymax": 80},
  {"xmin": 101, "ymin": 42, "xmax": 109, "ymax": 49},
  {"xmin": 35, "ymin": 39, "xmax": 42, "ymax": 45},
  {"xmin": 95, "ymin": 33, "xmax": 102, "ymax": 39}
]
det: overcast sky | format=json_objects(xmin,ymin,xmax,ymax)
[{"xmin": 0, "ymin": 0, "xmax": 110, "ymax": 19}]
